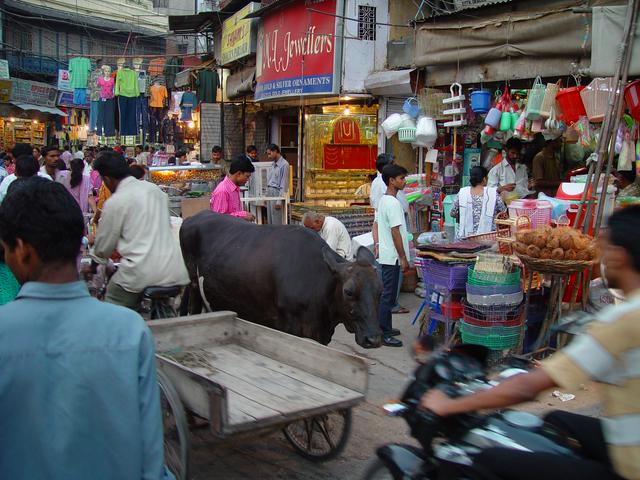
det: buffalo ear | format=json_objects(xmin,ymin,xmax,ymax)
[
  {"xmin": 355, "ymin": 246, "xmax": 376, "ymax": 267},
  {"xmin": 323, "ymin": 247, "xmax": 345, "ymax": 275}
]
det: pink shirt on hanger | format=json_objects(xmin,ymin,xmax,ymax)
[{"xmin": 97, "ymin": 76, "xmax": 115, "ymax": 99}]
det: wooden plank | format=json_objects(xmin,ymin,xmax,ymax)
[
  {"xmin": 234, "ymin": 319, "xmax": 369, "ymax": 394},
  {"xmin": 149, "ymin": 312, "xmax": 238, "ymax": 352},
  {"xmin": 210, "ymin": 345, "xmax": 360, "ymax": 408}
]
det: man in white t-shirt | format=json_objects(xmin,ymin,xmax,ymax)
[
  {"xmin": 302, "ymin": 211, "xmax": 352, "ymax": 260},
  {"xmin": 375, "ymin": 164, "xmax": 410, "ymax": 347}
]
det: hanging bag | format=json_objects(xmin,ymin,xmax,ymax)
[
  {"xmin": 525, "ymin": 76, "xmax": 545, "ymax": 120},
  {"xmin": 618, "ymin": 131, "xmax": 635, "ymax": 171},
  {"xmin": 403, "ymin": 97, "xmax": 421, "ymax": 119},
  {"xmin": 540, "ymin": 80, "xmax": 561, "ymax": 119},
  {"xmin": 415, "ymin": 116, "xmax": 437, "ymax": 146},
  {"xmin": 499, "ymin": 87, "xmax": 513, "ymax": 131}
]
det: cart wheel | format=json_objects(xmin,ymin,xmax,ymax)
[
  {"xmin": 157, "ymin": 369, "xmax": 190, "ymax": 480},
  {"xmin": 283, "ymin": 409, "xmax": 352, "ymax": 462}
]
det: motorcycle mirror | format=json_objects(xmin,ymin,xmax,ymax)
[{"xmin": 382, "ymin": 403, "xmax": 407, "ymax": 416}]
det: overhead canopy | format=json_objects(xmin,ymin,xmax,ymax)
[
  {"xmin": 591, "ymin": 5, "xmax": 640, "ymax": 76},
  {"xmin": 12, "ymin": 102, "xmax": 67, "ymax": 116},
  {"xmin": 364, "ymin": 69, "xmax": 416, "ymax": 96},
  {"xmin": 168, "ymin": 12, "xmax": 230, "ymax": 33},
  {"xmin": 226, "ymin": 67, "xmax": 256, "ymax": 99},
  {"xmin": 415, "ymin": 4, "xmax": 591, "ymax": 86}
]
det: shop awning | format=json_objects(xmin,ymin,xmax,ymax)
[
  {"xmin": 12, "ymin": 102, "xmax": 67, "ymax": 116},
  {"xmin": 364, "ymin": 69, "xmax": 416, "ymax": 96},
  {"xmin": 226, "ymin": 67, "xmax": 256, "ymax": 99},
  {"xmin": 175, "ymin": 69, "xmax": 194, "ymax": 88}
]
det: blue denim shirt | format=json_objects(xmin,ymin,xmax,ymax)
[{"xmin": 0, "ymin": 281, "xmax": 173, "ymax": 480}]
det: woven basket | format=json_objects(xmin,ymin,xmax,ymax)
[
  {"xmin": 418, "ymin": 88, "xmax": 449, "ymax": 120},
  {"xmin": 464, "ymin": 231, "xmax": 497, "ymax": 242},
  {"xmin": 515, "ymin": 253, "xmax": 594, "ymax": 274}
]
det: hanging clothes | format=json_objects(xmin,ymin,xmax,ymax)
[
  {"xmin": 97, "ymin": 76, "xmax": 115, "ymax": 100},
  {"xmin": 149, "ymin": 84, "xmax": 168, "ymax": 108},
  {"xmin": 115, "ymin": 68, "xmax": 140, "ymax": 98},
  {"xmin": 180, "ymin": 91, "xmax": 197, "ymax": 121},
  {"xmin": 97, "ymin": 99, "xmax": 116, "ymax": 136},
  {"xmin": 69, "ymin": 57, "xmax": 92, "ymax": 89},
  {"xmin": 196, "ymin": 69, "xmax": 219, "ymax": 104},
  {"xmin": 137, "ymin": 70, "xmax": 149, "ymax": 97},
  {"xmin": 88, "ymin": 70, "xmax": 101, "ymax": 132},
  {"xmin": 164, "ymin": 57, "xmax": 182, "ymax": 91},
  {"xmin": 148, "ymin": 58, "xmax": 166, "ymax": 76},
  {"xmin": 170, "ymin": 91, "xmax": 183, "ymax": 116}
]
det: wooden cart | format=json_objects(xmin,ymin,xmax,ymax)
[{"xmin": 148, "ymin": 312, "xmax": 369, "ymax": 479}]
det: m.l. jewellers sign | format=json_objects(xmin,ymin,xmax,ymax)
[{"xmin": 255, "ymin": 0, "xmax": 341, "ymax": 101}]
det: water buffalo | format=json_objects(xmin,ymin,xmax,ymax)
[{"xmin": 179, "ymin": 211, "xmax": 383, "ymax": 348}]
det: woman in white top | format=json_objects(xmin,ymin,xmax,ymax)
[{"xmin": 451, "ymin": 166, "xmax": 507, "ymax": 239}]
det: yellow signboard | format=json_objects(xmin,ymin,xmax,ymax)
[{"xmin": 220, "ymin": 2, "xmax": 259, "ymax": 65}]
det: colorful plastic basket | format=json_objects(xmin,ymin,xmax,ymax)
[
  {"xmin": 419, "ymin": 259, "xmax": 468, "ymax": 291},
  {"xmin": 467, "ymin": 266, "xmax": 521, "ymax": 286},
  {"xmin": 508, "ymin": 199, "xmax": 552, "ymax": 229},
  {"xmin": 460, "ymin": 321, "xmax": 521, "ymax": 350}
]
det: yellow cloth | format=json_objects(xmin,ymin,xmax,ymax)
[
  {"xmin": 542, "ymin": 291, "xmax": 640, "ymax": 479},
  {"xmin": 149, "ymin": 84, "xmax": 168, "ymax": 109}
]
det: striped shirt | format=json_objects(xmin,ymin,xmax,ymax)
[
  {"xmin": 542, "ymin": 291, "xmax": 640, "ymax": 479},
  {"xmin": 210, "ymin": 176, "xmax": 248, "ymax": 219}
]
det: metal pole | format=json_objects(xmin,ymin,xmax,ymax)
[
  {"xmin": 593, "ymin": 0, "xmax": 639, "ymax": 235},
  {"xmin": 574, "ymin": 0, "xmax": 638, "ymax": 232}
]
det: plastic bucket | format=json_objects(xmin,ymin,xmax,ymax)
[
  {"xmin": 470, "ymin": 90, "xmax": 491, "ymax": 113},
  {"xmin": 624, "ymin": 79, "xmax": 640, "ymax": 121},
  {"xmin": 555, "ymin": 86, "xmax": 586, "ymax": 124}
]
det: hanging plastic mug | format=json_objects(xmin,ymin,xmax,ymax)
[
  {"xmin": 500, "ymin": 110, "xmax": 513, "ymax": 131},
  {"xmin": 485, "ymin": 107, "xmax": 502, "ymax": 129}
]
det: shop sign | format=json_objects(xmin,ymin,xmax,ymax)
[
  {"xmin": 220, "ymin": 2, "xmax": 260, "ymax": 65},
  {"xmin": 255, "ymin": 0, "xmax": 340, "ymax": 101},
  {"xmin": 56, "ymin": 90, "xmax": 90, "ymax": 109},
  {"xmin": 0, "ymin": 79, "xmax": 12, "ymax": 103},
  {"xmin": 57, "ymin": 69, "xmax": 71, "ymax": 91},
  {"xmin": 0, "ymin": 60, "xmax": 10, "ymax": 80},
  {"xmin": 10, "ymin": 78, "xmax": 57, "ymax": 107}
]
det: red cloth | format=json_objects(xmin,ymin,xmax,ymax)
[{"xmin": 210, "ymin": 176, "xmax": 248, "ymax": 218}]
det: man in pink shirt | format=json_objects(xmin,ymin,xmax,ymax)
[{"xmin": 210, "ymin": 156, "xmax": 255, "ymax": 221}]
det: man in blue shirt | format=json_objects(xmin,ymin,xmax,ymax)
[{"xmin": 0, "ymin": 178, "xmax": 173, "ymax": 480}]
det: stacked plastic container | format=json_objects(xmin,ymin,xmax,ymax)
[{"xmin": 461, "ymin": 265, "xmax": 524, "ymax": 350}]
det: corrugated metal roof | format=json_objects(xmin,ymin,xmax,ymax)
[{"xmin": 419, "ymin": 0, "xmax": 513, "ymax": 19}]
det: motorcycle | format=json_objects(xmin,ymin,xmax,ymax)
[{"xmin": 363, "ymin": 344, "xmax": 582, "ymax": 479}]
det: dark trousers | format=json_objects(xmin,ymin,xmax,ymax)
[
  {"xmin": 89, "ymin": 100, "xmax": 98, "ymax": 131},
  {"xmin": 378, "ymin": 263, "xmax": 400, "ymax": 334},
  {"xmin": 472, "ymin": 411, "xmax": 622, "ymax": 480},
  {"xmin": 149, "ymin": 107, "xmax": 164, "ymax": 143},
  {"xmin": 118, "ymin": 96, "xmax": 138, "ymax": 136},
  {"xmin": 96, "ymin": 98, "xmax": 116, "ymax": 136},
  {"xmin": 136, "ymin": 95, "xmax": 149, "ymax": 140}
]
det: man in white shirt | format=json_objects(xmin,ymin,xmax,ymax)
[
  {"xmin": 371, "ymin": 153, "xmax": 410, "ymax": 314},
  {"xmin": 89, "ymin": 151, "xmax": 189, "ymax": 310},
  {"xmin": 487, "ymin": 138, "xmax": 535, "ymax": 199},
  {"xmin": 266, "ymin": 144, "xmax": 290, "ymax": 225},
  {"xmin": 39, "ymin": 146, "xmax": 61, "ymax": 181},
  {"xmin": 376, "ymin": 164, "xmax": 410, "ymax": 348},
  {"xmin": 302, "ymin": 211, "xmax": 352, "ymax": 260}
]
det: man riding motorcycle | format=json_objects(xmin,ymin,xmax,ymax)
[
  {"xmin": 88, "ymin": 150, "xmax": 188, "ymax": 310},
  {"xmin": 422, "ymin": 205, "xmax": 640, "ymax": 480}
]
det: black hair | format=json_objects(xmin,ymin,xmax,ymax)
[
  {"xmin": 247, "ymin": 145, "xmax": 257, "ymax": 154},
  {"xmin": 266, "ymin": 143, "xmax": 280, "ymax": 153},
  {"xmin": 6, "ymin": 175, "xmax": 50, "ymax": 198},
  {"xmin": 618, "ymin": 169, "xmax": 636, "ymax": 184},
  {"xmin": 135, "ymin": 144, "xmax": 143, "ymax": 150},
  {"xmin": 129, "ymin": 164, "xmax": 146, "ymax": 179},
  {"xmin": 12, "ymin": 143, "xmax": 32, "ymax": 159},
  {"xmin": 376, "ymin": 153, "xmax": 394, "ymax": 173},
  {"xmin": 0, "ymin": 179, "xmax": 84, "ymax": 263},
  {"xmin": 230, "ymin": 156, "xmax": 256, "ymax": 174},
  {"xmin": 69, "ymin": 157, "xmax": 85, "ymax": 188},
  {"xmin": 56, "ymin": 159, "xmax": 67, "ymax": 171},
  {"xmin": 15, "ymin": 155, "xmax": 39, "ymax": 178},
  {"xmin": 41, "ymin": 145, "xmax": 60, "ymax": 157},
  {"xmin": 469, "ymin": 166, "xmax": 488, "ymax": 187},
  {"xmin": 382, "ymin": 163, "xmax": 408, "ymax": 186},
  {"xmin": 93, "ymin": 150, "xmax": 131, "ymax": 180},
  {"xmin": 505, "ymin": 137, "xmax": 523, "ymax": 151},
  {"xmin": 608, "ymin": 206, "xmax": 640, "ymax": 272},
  {"xmin": 211, "ymin": 145, "xmax": 223, "ymax": 154}
]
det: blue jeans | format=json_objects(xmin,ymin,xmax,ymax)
[
  {"xmin": 378, "ymin": 263, "xmax": 400, "ymax": 334},
  {"xmin": 89, "ymin": 101, "xmax": 99, "ymax": 132},
  {"xmin": 377, "ymin": 263, "xmax": 403, "ymax": 309}
]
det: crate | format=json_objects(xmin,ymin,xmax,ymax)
[
  {"xmin": 460, "ymin": 321, "xmax": 521, "ymax": 350},
  {"xmin": 417, "ymin": 258, "xmax": 468, "ymax": 291}
]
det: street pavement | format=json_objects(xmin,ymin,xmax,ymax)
[{"xmin": 190, "ymin": 292, "xmax": 599, "ymax": 479}]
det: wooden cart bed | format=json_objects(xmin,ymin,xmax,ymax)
[{"xmin": 148, "ymin": 312, "xmax": 369, "ymax": 438}]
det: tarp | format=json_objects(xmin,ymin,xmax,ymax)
[
  {"xmin": 226, "ymin": 66, "xmax": 256, "ymax": 99},
  {"xmin": 11, "ymin": 102, "xmax": 67, "ymax": 116},
  {"xmin": 591, "ymin": 6, "xmax": 640, "ymax": 76}
]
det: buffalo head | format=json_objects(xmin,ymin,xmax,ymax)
[{"xmin": 323, "ymin": 246, "xmax": 383, "ymax": 348}]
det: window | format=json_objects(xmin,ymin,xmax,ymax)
[
  {"xmin": 153, "ymin": 0, "xmax": 169, "ymax": 8},
  {"xmin": 357, "ymin": 5, "xmax": 376, "ymax": 41}
]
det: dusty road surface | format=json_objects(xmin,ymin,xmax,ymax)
[{"xmin": 189, "ymin": 293, "xmax": 599, "ymax": 479}]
